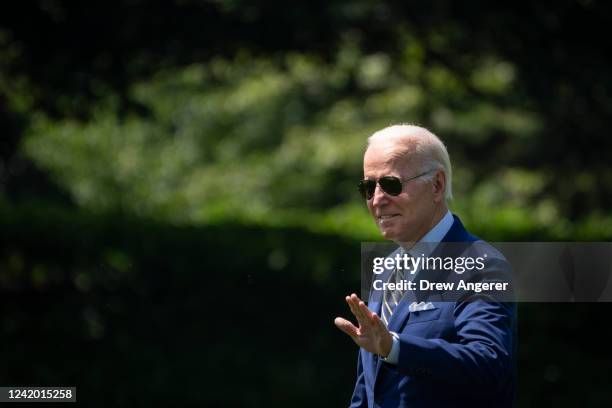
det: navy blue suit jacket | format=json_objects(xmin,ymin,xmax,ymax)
[{"xmin": 350, "ymin": 215, "xmax": 516, "ymax": 408}]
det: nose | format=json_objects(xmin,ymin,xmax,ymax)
[{"xmin": 371, "ymin": 183, "xmax": 389, "ymax": 207}]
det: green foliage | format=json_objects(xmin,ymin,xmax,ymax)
[{"xmin": 21, "ymin": 45, "xmax": 570, "ymax": 240}]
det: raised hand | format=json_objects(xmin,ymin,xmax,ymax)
[{"xmin": 334, "ymin": 293, "xmax": 393, "ymax": 357}]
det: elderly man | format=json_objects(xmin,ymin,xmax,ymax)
[{"xmin": 334, "ymin": 125, "xmax": 516, "ymax": 407}]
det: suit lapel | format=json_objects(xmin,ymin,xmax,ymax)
[{"xmin": 387, "ymin": 290, "xmax": 415, "ymax": 332}]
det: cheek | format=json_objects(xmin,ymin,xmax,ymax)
[
  {"xmin": 396, "ymin": 197, "xmax": 417, "ymax": 213},
  {"xmin": 401, "ymin": 190, "xmax": 428, "ymax": 211}
]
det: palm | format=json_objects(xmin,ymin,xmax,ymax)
[{"xmin": 334, "ymin": 293, "xmax": 393, "ymax": 357}]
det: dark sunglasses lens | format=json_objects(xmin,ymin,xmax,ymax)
[
  {"xmin": 358, "ymin": 180, "xmax": 376, "ymax": 199},
  {"xmin": 379, "ymin": 177, "xmax": 403, "ymax": 196}
]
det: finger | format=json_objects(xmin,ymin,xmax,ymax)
[
  {"xmin": 371, "ymin": 312, "xmax": 386, "ymax": 329},
  {"xmin": 334, "ymin": 317, "xmax": 359, "ymax": 339},
  {"xmin": 346, "ymin": 295, "xmax": 363, "ymax": 323},
  {"xmin": 358, "ymin": 300, "xmax": 374, "ymax": 321},
  {"xmin": 350, "ymin": 294, "xmax": 367, "ymax": 322},
  {"xmin": 354, "ymin": 296, "xmax": 373, "ymax": 324}
]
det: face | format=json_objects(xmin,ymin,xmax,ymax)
[{"xmin": 363, "ymin": 141, "xmax": 443, "ymax": 244}]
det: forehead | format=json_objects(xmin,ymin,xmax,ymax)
[{"xmin": 363, "ymin": 140, "xmax": 420, "ymax": 176}]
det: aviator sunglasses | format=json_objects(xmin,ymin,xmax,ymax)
[{"xmin": 358, "ymin": 170, "xmax": 434, "ymax": 200}]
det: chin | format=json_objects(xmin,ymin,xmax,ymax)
[
  {"xmin": 379, "ymin": 227, "xmax": 413, "ymax": 243},
  {"xmin": 380, "ymin": 228, "xmax": 399, "ymax": 241}
]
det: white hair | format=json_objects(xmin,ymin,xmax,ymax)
[{"xmin": 367, "ymin": 124, "xmax": 453, "ymax": 200}]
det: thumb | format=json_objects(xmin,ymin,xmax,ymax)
[{"xmin": 334, "ymin": 317, "xmax": 359, "ymax": 339}]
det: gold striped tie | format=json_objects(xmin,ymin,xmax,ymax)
[{"xmin": 381, "ymin": 256, "xmax": 407, "ymax": 326}]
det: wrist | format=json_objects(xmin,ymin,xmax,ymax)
[{"xmin": 380, "ymin": 331, "xmax": 394, "ymax": 357}]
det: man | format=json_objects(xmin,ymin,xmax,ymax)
[{"xmin": 334, "ymin": 124, "xmax": 516, "ymax": 407}]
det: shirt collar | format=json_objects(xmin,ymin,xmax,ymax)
[{"xmin": 406, "ymin": 210, "xmax": 453, "ymax": 257}]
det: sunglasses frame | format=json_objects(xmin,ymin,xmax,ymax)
[{"xmin": 358, "ymin": 170, "xmax": 435, "ymax": 200}]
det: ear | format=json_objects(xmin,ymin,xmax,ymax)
[{"xmin": 431, "ymin": 170, "xmax": 446, "ymax": 202}]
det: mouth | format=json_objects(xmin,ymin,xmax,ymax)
[{"xmin": 377, "ymin": 214, "xmax": 400, "ymax": 221}]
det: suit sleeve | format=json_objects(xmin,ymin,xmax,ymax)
[
  {"xmin": 394, "ymin": 300, "xmax": 516, "ymax": 389},
  {"xmin": 349, "ymin": 350, "xmax": 368, "ymax": 408}
]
